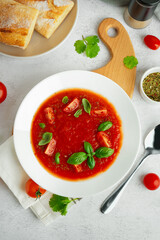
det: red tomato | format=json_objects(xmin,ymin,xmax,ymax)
[
  {"xmin": 25, "ymin": 179, "xmax": 46, "ymax": 198},
  {"xmin": 63, "ymin": 98, "xmax": 79, "ymax": 113},
  {"xmin": 45, "ymin": 138, "xmax": 56, "ymax": 156},
  {"xmin": 44, "ymin": 107, "xmax": 55, "ymax": 124},
  {"xmin": 144, "ymin": 35, "xmax": 160, "ymax": 50},
  {"xmin": 91, "ymin": 109, "xmax": 108, "ymax": 117},
  {"xmin": 143, "ymin": 173, "xmax": 160, "ymax": 190},
  {"xmin": 74, "ymin": 164, "xmax": 83, "ymax": 173},
  {"xmin": 97, "ymin": 132, "xmax": 111, "ymax": 148},
  {"xmin": 0, "ymin": 82, "xmax": 7, "ymax": 104}
]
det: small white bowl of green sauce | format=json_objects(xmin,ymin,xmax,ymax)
[{"xmin": 140, "ymin": 67, "xmax": 160, "ymax": 105}]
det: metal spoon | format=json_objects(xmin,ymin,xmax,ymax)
[{"xmin": 101, "ymin": 124, "xmax": 160, "ymax": 214}]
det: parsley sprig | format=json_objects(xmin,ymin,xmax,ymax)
[
  {"xmin": 49, "ymin": 194, "xmax": 78, "ymax": 216},
  {"xmin": 123, "ymin": 56, "xmax": 138, "ymax": 69},
  {"xmin": 74, "ymin": 35, "xmax": 100, "ymax": 58}
]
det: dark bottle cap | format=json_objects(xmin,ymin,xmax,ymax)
[
  {"xmin": 140, "ymin": 0, "xmax": 160, "ymax": 6},
  {"xmin": 128, "ymin": 0, "xmax": 160, "ymax": 21}
]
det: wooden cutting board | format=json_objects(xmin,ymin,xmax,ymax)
[{"xmin": 93, "ymin": 18, "xmax": 136, "ymax": 98}]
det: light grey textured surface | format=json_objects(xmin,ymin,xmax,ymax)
[
  {"xmin": 0, "ymin": 0, "xmax": 160, "ymax": 239},
  {"xmin": 155, "ymin": 4, "xmax": 160, "ymax": 20}
]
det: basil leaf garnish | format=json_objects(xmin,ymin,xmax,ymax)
[
  {"xmin": 98, "ymin": 121, "xmax": 113, "ymax": 132},
  {"xmin": 74, "ymin": 109, "xmax": 82, "ymax": 118},
  {"xmin": 84, "ymin": 142, "xmax": 93, "ymax": 154},
  {"xmin": 38, "ymin": 132, "xmax": 52, "ymax": 146},
  {"xmin": 39, "ymin": 123, "xmax": 46, "ymax": 129},
  {"xmin": 95, "ymin": 147, "xmax": 114, "ymax": 158},
  {"xmin": 62, "ymin": 96, "xmax": 69, "ymax": 104},
  {"xmin": 55, "ymin": 152, "xmax": 60, "ymax": 164},
  {"xmin": 67, "ymin": 152, "xmax": 87, "ymax": 165},
  {"xmin": 82, "ymin": 98, "xmax": 91, "ymax": 114},
  {"xmin": 87, "ymin": 156, "xmax": 95, "ymax": 170}
]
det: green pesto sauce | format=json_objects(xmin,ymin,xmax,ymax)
[{"xmin": 143, "ymin": 72, "xmax": 160, "ymax": 102}]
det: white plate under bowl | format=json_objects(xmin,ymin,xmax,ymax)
[
  {"xmin": 0, "ymin": 0, "xmax": 78, "ymax": 58},
  {"xmin": 13, "ymin": 70, "xmax": 141, "ymax": 197}
]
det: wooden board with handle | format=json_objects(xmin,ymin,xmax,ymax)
[{"xmin": 93, "ymin": 18, "xmax": 136, "ymax": 98}]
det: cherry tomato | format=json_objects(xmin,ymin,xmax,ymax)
[
  {"xmin": 25, "ymin": 179, "xmax": 46, "ymax": 198},
  {"xmin": 0, "ymin": 82, "xmax": 7, "ymax": 104},
  {"xmin": 144, "ymin": 35, "xmax": 160, "ymax": 50},
  {"xmin": 74, "ymin": 164, "xmax": 83, "ymax": 173},
  {"xmin": 44, "ymin": 107, "xmax": 55, "ymax": 124},
  {"xmin": 91, "ymin": 109, "xmax": 108, "ymax": 117},
  {"xmin": 45, "ymin": 138, "xmax": 56, "ymax": 156},
  {"xmin": 143, "ymin": 173, "xmax": 160, "ymax": 190},
  {"xmin": 63, "ymin": 98, "xmax": 79, "ymax": 113},
  {"xmin": 97, "ymin": 132, "xmax": 111, "ymax": 148}
]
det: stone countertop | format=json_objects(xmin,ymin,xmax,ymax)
[{"xmin": 0, "ymin": 0, "xmax": 160, "ymax": 239}]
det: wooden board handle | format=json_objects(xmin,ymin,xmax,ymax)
[{"xmin": 93, "ymin": 18, "xmax": 136, "ymax": 98}]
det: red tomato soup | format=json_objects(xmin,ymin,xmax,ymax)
[{"xmin": 31, "ymin": 89, "xmax": 123, "ymax": 181}]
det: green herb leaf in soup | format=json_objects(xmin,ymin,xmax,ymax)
[
  {"xmin": 74, "ymin": 109, "xmax": 82, "ymax": 118},
  {"xmin": 62, "ymin": 96, "xmax": 69, "ymax": 104},
  {"xmin": 82, "ymin": 98, "xmax": 91, "ymax": 114},
  {"xmin": 38, "ymin": 132, "xmax": 53, "ymax": 146},
  {"xmin": 98, "ymin": 121, "xmax": 113, "ymax": 132},
  {"xmin": 55, "ymin": 152, "xmax": 60, "ymax": 164},
  {"xmin": 39, "ymin": 123, "xmax": 46, "ymax": 129},
  {"xmin": 67, "ymin": 152, "xmax": 87, "ymax": 165},
  {"xmin": 87, "ymin": 156, "xmax": 95, "ymax": 170},
  {"xmin": 95, "ymin": 147, "xmax": 114, "ymax": 158},
  {"xmin": 84, "ymin": 142, "xmax": 93, "ymax": 154}
]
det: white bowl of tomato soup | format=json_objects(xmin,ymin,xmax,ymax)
[
  {"xmin": 13, "ymin": 70, "xmax": 140, "ymax": 197},
  {"xmin": 31, "ymin": 88, "xmax": 122, "ymax": 181}
]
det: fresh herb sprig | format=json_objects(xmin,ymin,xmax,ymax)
[
  {"xmin": 55, "ymin": 152, "xmax": 60, "ymax": 164},
  {"xmin": 84, "ymin": 141, "xmax": 93, "ymax": 155},
  {"xmin": 98, "ymin": 121, "xmax": 112, "ymax": 132},
  {"xmin": 87, "ymin": 156, "xmax": 95, "ymax": 170},
  {"xmin": 49, "ymin": 194, "xmax": 78, "ymax": 216},
  {"xmin": 74, "ymin": 109, "xmax": 82, "ymax": 118},
  {"xmin": 82, "ymin": 98, "xmax": 91, "ymax": 114},
  {"xmin": 38, "ymin": 132, "xmax": 52, "ymax": 146},
  {"xmin": 62, "ymin": 96, "xmax": 69, "ymax": 104},
  {"xmin": 74, "ymin": 35, "xmax": 100, "ymax": 58},
  {"xmin": 67, "ymin": 141, "xmax": 114, "ymax": 170},
  {"xmin": 67, "ymin": 152, "xmax": 87, "ymax": 165},
  {"xmin": 123, "ymin": 56, "xmax": 138, "ymax": 69},
  {"xmin": 39, "ymin": 123, "xmax": 46, "ymax": 129}
]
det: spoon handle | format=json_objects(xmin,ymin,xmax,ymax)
[{"xmin": 101, "ymin": 150, "xmax": 150, "ymax": 214}]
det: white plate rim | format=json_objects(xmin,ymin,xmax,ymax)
[{"xmin": 13, "ymin": 70, "xmax": 141, "ymax": 197}]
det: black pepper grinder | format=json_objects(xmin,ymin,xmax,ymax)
[{"xmin": 124, "ymin": 0, "xmax": 160, "ymax": 29}]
